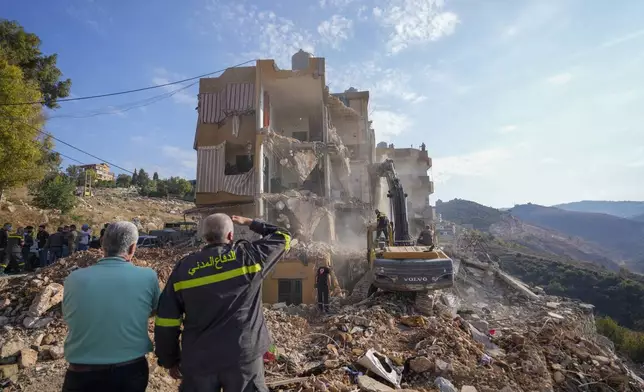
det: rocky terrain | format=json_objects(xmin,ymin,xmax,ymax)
[
  {"xmin": 0, "ymin": 247, "xmax": 642, "ymax": 391},
  {"xmin": 0, "ymin": 188, "xmax": 195, "ymax": 232}
]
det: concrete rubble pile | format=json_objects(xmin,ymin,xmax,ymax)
[
  {"xmin": 0, "ymin": 248, "xmax": 190, "ymax": 391},
  {"xmin": 261, "ymin": 290, "xmax": 644, "ymax": 392},
  {"xmin": 1, "ymin": 249, "xmax": 643, "ymax": 391}
]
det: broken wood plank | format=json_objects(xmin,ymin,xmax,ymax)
[{"xmin": 266, "ymin": 376, "xmax": 309, "ymax": 388}]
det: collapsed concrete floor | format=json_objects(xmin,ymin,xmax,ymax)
[{"xmin": 0, "ymin": 248, "xmax": 643, "ymax": 392}]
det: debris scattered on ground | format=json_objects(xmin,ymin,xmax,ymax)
[{"xmin": 1, "ymin": 247, "xmax": 643, "ymax": 391}]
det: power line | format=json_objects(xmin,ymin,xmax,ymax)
[
  {"xmin": 1, "ymin": 114, "xmax": 134, "ymax": 174},
  {"xmin": 0, "ymin": 59, "xmax": 257, "ymax": 107},
  {"xmin": 52, "ymin": 150, "xmax": 86, "ymax": 165},
  {"xmin": 48, "ymin": 81, "xmax": 199, "ymax": 120}
]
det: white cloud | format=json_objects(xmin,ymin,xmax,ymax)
[
  {"xmin": 161, "ymin": 146, "xmax": 197, "ymax": 170},
  {"xmin": 204, "ymin": 1, "xmax": 314, "ymax": 68},
  {"xmin": 546, "ymin": 72, "xmax": 572, "ymax": 85},
  {"xmin": 318, "ymin": 15, "xmax": 353, "ymax": 49},
  {"xmin": 105, "ymin": 106, "xmax": 127, "ymax": 117},
  {"xmin": 152, "ymin": 68, "xmax": 197, "ymax": 106},
  {"xmin": 503, "ymin": 26, "xmax": 518, "ymax": 38},
  {"xmin": 328, "ymin": 62, "xmax": 427, "ymax": 103},
  {"xmin": 373, "ymin": 0, "xmax": 460, "ymax": 54},
  {"xmin": 599, "ymin": 28, "xmax": 644, "ymax": 49},
  {"xmin": 357, "ymin": 6, "xmax": 369, "ymax": 21},
  {"xmin": 371, "ymin": 110, "xmax": 412, "ymax": 141},
  {"xmin": 540, "ymin": 157, "xmax": 559, "ymax": 165},
  {"xmin": 319, "ymin": 0, "xmax": 355, "ymax": 9},
  {"xmin": 498, "ymin": 125, "xmax": 518, "ymax": 134},
  {"xmin": 433, "ymin": 147, "xmax": 513, "ymax": 183}
]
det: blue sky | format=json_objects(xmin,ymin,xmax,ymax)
[{"xmin": 5, "ymin": 0, "xmax": 644, "ymax": 207}]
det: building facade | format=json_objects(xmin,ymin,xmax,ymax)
[
  {"xmin": 189, "ymin": 50, "xmax": 374, "ymax": 305},
  {"xmin": 80, "ymin": 163, "xmax": 115, "ymax": 182},
  {"xmin": 376, "ymin": 143, "xmax": 435, "ymax": 233}
]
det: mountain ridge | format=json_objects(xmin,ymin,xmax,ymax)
[
  {"xmin": 509, "ymin": 203, "xmax": 644, "ymax": 271},
  {"xmin": 553, "ymin": 200, "xmax": 644, "ymax": 219}
]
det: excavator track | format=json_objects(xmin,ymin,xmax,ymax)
[
  {"xmin": 348, "ymin": 270, "xmax": 376, "ymax": 303},
  {"xmin": 414, "ymin": 290, "xmax": 434, "ymax": 315}
]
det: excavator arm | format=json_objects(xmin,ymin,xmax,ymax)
[{"xmin": 372, "ymin": 159, "xmax": 414, "ymax": 246}]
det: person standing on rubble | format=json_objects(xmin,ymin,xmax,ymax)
[
  {"xmin": 6, "ymin": 228, "xmax": 25, "ymax": 273},
  {"xmin": 68, "ymin": 224, "xmax": 79, "ymax": 254},
  {"xmin": 22, "ymin": 226, "xmax": 35, "ymax": 271},
  {"xmin": 154, "ymin": 213, "xmax": 291, "ymax": 392},
  {"xmin": 0, "ymin": 223, "xmax": 10, "ymax": 275},
  {"xmin": 46, "ymin": 227, "xmax": 65, "ymax": 265},
  {"xmin": 36, "ymin": 224, "xmax": 50, "ymax": 267},
  {"xmin": 375, "ymin": 209, "xmax": 389, "ymax": 242},
  {"xmin": 62, "ymin": 221, "xmax": 160, "ymax": 392},
  {"xmin": 62, "ymin": 225, "xmax": 71, "ymax": 257},
  {"xmin": 315, "ymin": 264, "xmax": 332, "ymax": 313},
  {"xmin": 77, "ymin": 224, "xmax": 91, "ymax": 252}
]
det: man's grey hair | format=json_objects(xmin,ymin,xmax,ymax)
[
  {"xmin": 102, "ymin": 221, "xmax": 139, "ymax": 257},
  {"xmin": 200, "ymin": 213, "xmax": 234, "ymax": 243}
]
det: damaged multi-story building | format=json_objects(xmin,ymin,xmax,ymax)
[
  {"xmin": 376, "ymin": 142, "xmax": 435, "ymax": 234},
  {"xmin": 187, "ymin": 50, "xmax": 375, "ymax": 304}
]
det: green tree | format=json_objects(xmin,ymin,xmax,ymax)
[
  {"xmin": 156, "ymin": 179, "xmax": 169, "ymax": 197},
  {"xmin": 153, "ymin": 172, "xmax": 159, "ymax": 181},
  {"xmin": 66, "ymin": 165, "xmax": 83, "ymax": 184},
  {"xmin": 136, "ymin": 169, "xmax": 150, "ymax": 187},
  {"xmin": 167, "ymin": 177, "xmax": 192, "ymax": 196},
  {"xmin": 31, "ymin": 173, "xmax": 76, "ymax": 213},
  {"xmin": 0, "ymin": 52, "xmax": 46, "ymax": 199},
  {"xmin": 0, "ymin": 19, "xmax": 71, "ymax": 108},
  {"xmin": 38, "ymin": 135, "xmax": 62, "ymax": 174},
  {"xmin": 139, "ymin": 180, "xmax": 157, "ymax": 196},
  {"xmin": 115, "ymin": 174, "xmax": 132, "ymax": 188}
]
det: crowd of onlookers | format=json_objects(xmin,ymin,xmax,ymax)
[{"xmin": 0, "ymin": 222, "xmax": 109, "ymax": 275}]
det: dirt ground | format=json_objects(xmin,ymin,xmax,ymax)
[{"xmin": 0, "ymin": 187, "xmax": 195, "ymax": 231}]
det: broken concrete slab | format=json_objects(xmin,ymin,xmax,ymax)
[{"xmin": 357, "ymin": 375, "xmax": 394, "ymax": 392}]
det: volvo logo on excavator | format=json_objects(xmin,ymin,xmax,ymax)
[{"xmin": 404, "ymin": 277, "xmax": 428, "ymax": 282}]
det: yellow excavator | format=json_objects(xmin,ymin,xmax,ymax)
[{"xmin": 352, "ymin": 159, "xmax": 454, "ymax": 300}]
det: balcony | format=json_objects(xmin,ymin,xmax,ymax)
[{"xmin": 417, "ymin": 175, "xmax": 434, "ymax": 195}]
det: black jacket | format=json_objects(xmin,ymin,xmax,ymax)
[
  {"xmin": 154, "ymin": 220, "xmax": 290, "ymax": 375},
  {"xmin": 0, "ymin": 229, "xmax": 7, "ymax": 249},
  {"xmin": 7, "ymin": 234, "xmax": 23, "ymax": 255},
  {"xmin": 37, "ymin": 230, "xmax": 49, "ymax": 249},
  {"xmin": 46, "ymin": 232, "xmax": 65, "ymax": 248}
]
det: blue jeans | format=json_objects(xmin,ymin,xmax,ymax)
[
  {"xmin": 78, "ymin": 244, "xmax": 89, "ymax": 251},
  {"xmin": 39, "ymin": 249, "xmax": 48, "ymax": 267},
  {"xmin": 62, "ymin": 245, "xmax": 69, "ymax": 258},
  {"xmin": 48, "ymin": 248, "xmax": 62, "ymax": 265}
]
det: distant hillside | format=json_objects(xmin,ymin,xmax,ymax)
[
  {"xmin": 632, "ymin": 213, "xmax": 644, "ymax": 222},
  {"xmin": 509, "ymin": 204, "xmax": 644, "ymax": 270},
  {"xmin": 490, "ymin": 215, "xmax": 621, "ymax": 271},
  {"xmin": 435, "ymin": 199, "xmax": 505, "ymax": 230},
  {"xmin": 554, "ymin": 200, "xmax": 644, "ymax": 218}
]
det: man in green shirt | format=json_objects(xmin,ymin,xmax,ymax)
[{"xmin": 62, "ymin": 221, "xmax": 160, "ymax": 392}]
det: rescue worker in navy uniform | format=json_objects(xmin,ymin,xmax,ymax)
[
  {"xmin": 0, "ymin": 223, "xmax": 11, "ymax": 275},
  {"xmin": 375, "ymin": 209, "xmax": 389, "ymax": 241},
  {"xmin": 417, "ymin": 225, "xmax": 435, "ymax": 250},
  {"xmin": 154, "ymin": 213, "xmax": 290, "ymax": 392},
  {"xmin": 315, "ymin": 265, "xmax": 331, "ymax": 313}
]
